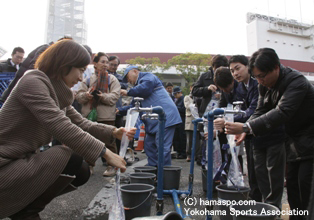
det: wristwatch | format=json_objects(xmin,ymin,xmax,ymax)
[{"xmin": 242, "ymin": 123, "xmax": 250, "ymax": 134}]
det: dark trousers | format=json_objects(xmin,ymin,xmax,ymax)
[
  {"xmin": 9, "ymin": 153, "xmax": 89, "ymax": 219},
  {"xmin": 307, "ymin": 162, "xmax": 314, "ymax": 220},
  {"xmin": 61, "ymin": 153, "xmax": 90, "ymax": 187},
  {"xmin": 253, "ymin": 142, "xmax": 285, "ymax": 209},
  {"xmin": 286, "ymin": 159, "xmax": 313, "ymax": 220},
  {"xmin": 173, "ymin": 123, "xmax": 186, "ymax": 157},
  {"xmin": 245, "ymin": 138, "xmax": 262, "ymax": 202},
  {"xmin": 186, "ymin": 130, "xmax": 201, "ymax": 159},
  {"xmin": 115, "ymin": 115, "xmax": 124, "ymax": 153}
]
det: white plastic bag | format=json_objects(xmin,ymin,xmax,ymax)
[
  {"xmin": 224, "ymin": 104, "xmax": 245, "ymax": 188},
  {"xmin": 109, "ymin": 109, "xmax": 139, "ymax": 220},
  {"xmin": 189, "ymin": 103, "xmax": 200, "ymax": 119},
  {"xmin": 205, "ymin": 130, "xmax": 222, "ymax": 179}
]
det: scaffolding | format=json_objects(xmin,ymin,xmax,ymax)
[{"xmin": 46, "ymin": 0, "xmax": 87, "ymax": 44}]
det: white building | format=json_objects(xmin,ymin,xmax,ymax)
[
  {"xmin": 45, "ymin": 0, "xmax": 87, "ymax": 44},
  {"xmin": 246, "ymin": 12, "xmax": 314, "ymax": 63}
]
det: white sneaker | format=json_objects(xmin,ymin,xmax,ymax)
[
  {"xmin": 103, "ymin": 166, "xmax": 117, "ymax": 177},
  {"xmin": 125, "ymin": 148, "xmax": 135, "ymax": 164}
]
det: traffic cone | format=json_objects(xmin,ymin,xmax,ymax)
[{"xmin": 135, "ymin": 123, "xmax": 145, "ymax": 151}]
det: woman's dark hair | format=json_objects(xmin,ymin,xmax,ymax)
[
  {"xmin": 214, "ymin": 67, "xmax": 233, "ymax": 88},
  {"xmin": 229, "ymin": 55, "xmax": 248, "ymax": 66},
  {"xmin": 83, "ymin": 45, "xmax": 93, "ymax": 56},
  {"xmin": 34, "ymin": 39, "xmax": 91, "ymax": 80},
  {"xmin": 109, "ymin": 56, "xmax": 120, "ymax": 65},
  {"xmin": 93, "ymin": 52, "xmax": 109, "ymax": 63},
  {"xmin": 249, "ymin": 48, "xmax": 280, "ymax": 73},
  {"xmin": 211, "ymin": 55, "xmax": 228, "ymax": 69}
]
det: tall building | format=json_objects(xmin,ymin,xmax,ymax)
[
  {"xmin": 246, "ymin": 12, "xmax": 314, "ymax": 63},
  {"xmin": 45, "ymin": 0, "xmax": 87, "ymax": 44}
]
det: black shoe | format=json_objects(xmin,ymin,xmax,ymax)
[{"xmin": 177, "ymin": 155, "xmax": 187, "ymax": 159}]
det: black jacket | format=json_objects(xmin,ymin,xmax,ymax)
[
  {"xmin": 192, "ymin": 68, "xmax": 215, "ymax": 117},
  {"xmin": 175, "ymin": 95, "xmax": 186, "ymax": 122},
  {"xmin": 0, "ymin": 44, "xmax": 50, "ymax": 102},
  {"xmin": 0, "ymin": 59, "xmax": 18, "ymax": 73},
  {"xmin": 219, "ymin": 78, "xmax": 259, "ymax": 123},
  {"xmin": 249, "ymin": 65, "xmax": 314, "ymax": 160}
]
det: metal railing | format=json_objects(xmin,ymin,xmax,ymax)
[{"xmin": 0, "ymin": 72, "xmax": 15, "ymax": 108}]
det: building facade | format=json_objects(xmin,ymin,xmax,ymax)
[
  {"xmin": 246, "ymin": 12, "xmax": 314, "ymax": 64},
  {"xmin": 45, "ymin": 0, "xmax": 87, "ymax": 44}
]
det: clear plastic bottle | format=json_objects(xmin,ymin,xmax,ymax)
[{"xmin": 205, "ymin": 91, "xmax": 220, "ymax": 113}]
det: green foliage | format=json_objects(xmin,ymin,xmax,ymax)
[
  {"xmin": 124, "ymin": 53, "xmax": 211, "ymax": 93},
  {"xmin": 165, "ymin": 53, "xmax": 211, "ymax": 88},
  {"xmin": 126, "ymin": 57, "xmax": 165, "ymax": 79}
]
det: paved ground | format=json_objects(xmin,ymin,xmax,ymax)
[{"xmin": 1, "ymin": 149, "xmax": 290, "ymax": 220}]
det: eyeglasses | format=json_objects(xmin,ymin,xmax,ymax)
[
  {"xmin": 254, "ymin": 72, "xmax": 268, "ymax": 79},
  {"xmin": 109, "ymin": 63, "xmax": 119, "ymax": 67}
]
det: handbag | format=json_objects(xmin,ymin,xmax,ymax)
[{"xmin": 87, "ymin": 108, "xmax": 97, "ymax": 122}]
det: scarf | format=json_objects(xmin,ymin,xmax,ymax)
[{"xmin": 90, "ymin": 68, "xmax": 109, "ymax": 108}]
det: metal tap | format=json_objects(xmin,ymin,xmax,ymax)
[
  {"xmin": 130, "ymin": 97, "xmax": 153, "ymax": 114},
  {"xmin": 224, "ymin": 101, "xmax": 246, "ymax": 115}
]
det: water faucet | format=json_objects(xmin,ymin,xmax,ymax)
[
  {"xmin": 133, "ymin": 97, "xmax": 143, "ymax": 110},
  {"xmin": 130, "ymin": 97, "xmax": 153, "ymax": 114},
  {"xmin": 224, "ymin": 101, "xmax": 246, "ymax": 115}
]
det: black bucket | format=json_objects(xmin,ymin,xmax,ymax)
[
  {"xmin": 120, "ymin": 183, "xmax": 154, "ymax": 220},
  {"xmin": 129, "ymin": 172, "xmax": 156, "ymax": 186},
  {"xmin": 131, "ymin": 211, "xmax": 183, "ymax": 219},
  {"xmin": 134, "ymin": 166, "xmax": 157, "ymax": 175},
  {"xmin": 230, "ymin": 202, "xmax": 280, "ymax": 220},
  {"xmin": 201, "ymin": 168, "xmax": 219, "ymax": 192},
  {"xmin": 216, "ymin": 184, "xmax": 250, "ymax": 220},
  {"xmin": 163, "ymin": 166, "xmax": 182, "ymax": 190}
]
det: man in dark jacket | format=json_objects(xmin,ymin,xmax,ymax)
[
  {"xmin": 0, "ymin": 47, "xmax": 25, "ymax": 74},
  {"xmin": 172, "ymin": 86, "xmax": 186, "ymax": 159},
  {"xmin": 0, "ymin": 44, "xmax": 50, "ymax": 103},
  {"xmin": 225, "ymin": 48, "xmax": 314, "ymax": 217},
  {"xmin": 165, "ymin": 82, "xmax": 175, "ymax": 101},
  {"xmin": 192, "ymin": 55, "xmax": 228, "ymax": 117},
  {"xmin": 192, "ymin": 55, "xmax": 228, "ymax": 165},
  {"xmin": 213, "ymin": 59, "xmax": 262, "ymax": 203}
]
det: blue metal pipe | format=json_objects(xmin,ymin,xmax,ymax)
[
  {"xmin": 172, "ymin": 190, "xmax": 186, "ymax": 218},
  {"xmin": 204, "ymin": 108, "xmax": 225, "ymax": 220},
  {"xmin": 163, "ymin": 189, "xmax": 190, "ymax": 195},
  {"xmin": 152, "ymin": 106, "xmax": 166, "ymax": 216},
  {"xmin": 188, "ymin": 118, "xmax": 203, "ymax": 193}
]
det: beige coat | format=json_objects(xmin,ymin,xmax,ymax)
[
  {"xmin": 0, "ymin": 70, "xmax": 116, "ymax": 218},
  {"xmin": 184, "ymin": 95, "xmax": 195, "ymax": 131},
  {"xmin": 76, "ymin": 73, "xmax": 121, "ymax": 122}
]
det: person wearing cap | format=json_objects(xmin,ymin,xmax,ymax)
[
  {"xmin": 119, "ymin": 66, "xmax": 182, "ymax": 166},
  {"xmin": 172, "ymin": 86, "xmax": 187, "ymax": 159},
  {"xmin": 165, "ymin": 82, "xmax": 175, "ymax": 101}
]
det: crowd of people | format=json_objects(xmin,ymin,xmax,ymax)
[{"xmin": 0, "ymin": 39, "xmax": 313, "ymax": 220}]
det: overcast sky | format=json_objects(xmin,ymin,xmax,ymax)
[{"xmin": 0, "ymin": 0, "xmax": 313, "ymax": 60}]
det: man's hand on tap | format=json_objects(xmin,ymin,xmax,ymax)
[
  {"xmin": 120, "ymin": 89, "xmax": 128, "ymax": 96},
  {"xmin": 214, "ymin": 118, "xmax": 225, "ymax": 131}
]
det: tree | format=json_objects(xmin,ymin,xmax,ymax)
[
  {"xmin": 124, "ymin": 53, "xmax": 212, "ymax": 95},
  {"xmin": 165, "ymin": 53, "xmax": 212, "ymax": 95},
  {"xmin": 125, "ymin": 56, "xmax": 166, "ymax": 79}
]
